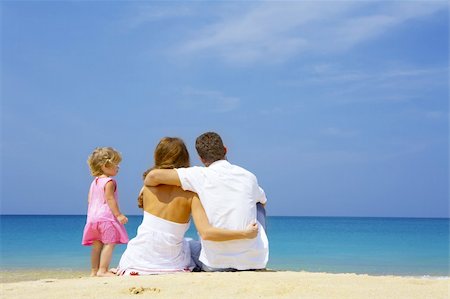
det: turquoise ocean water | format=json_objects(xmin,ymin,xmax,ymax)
[{"xmin": 0, "ymin": 215, "xmax": 448, "ymax": 277}]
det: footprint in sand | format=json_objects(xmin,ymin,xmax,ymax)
[
  {"xmin": 129, "ymin": 286, "xmax": 161, "ymax": 295},
  {"xmin": 43, "ymin": 279, "xmax": 56, "ymax": 283}
]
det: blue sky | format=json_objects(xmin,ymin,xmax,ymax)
[{"xmin": 1, "ymin": 1, "xmax": 448, "ymax": 217}]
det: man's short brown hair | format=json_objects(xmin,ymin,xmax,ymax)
[{"xmin": 195, "ymin": 132, "xmax": 226, "ymax": 164}]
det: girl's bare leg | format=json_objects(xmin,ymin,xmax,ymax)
[
  {"xmin": 97, "ymin": 244, "xmax": 116, "ymax": 277},
  {"xmin": 90, "ymin": 241, "xmax": 103, "ymax": 277}
]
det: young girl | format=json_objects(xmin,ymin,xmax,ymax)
[{"xmin": 82, "ymin": 147, "xmax": 129, "ymax": 277}]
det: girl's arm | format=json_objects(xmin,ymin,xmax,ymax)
[
  {"xmin": 191, "ymin": 196, "xmax": 258, "ymax": 241},
  {"xmin": 104, "ymin": 180, "xmax": 128, "ymax": 224}
]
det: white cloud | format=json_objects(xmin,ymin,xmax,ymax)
[
  {"xmin": 176, "ymin": 87, "xmax": 240, "ymax": 113},
  {"xmin": 425, "ymin": 111, "xmax": 447, "ymax": 120},
  {"xmin": 302, "ymin": 65, "xmax": 447, "ymax": 84},
  {"xmin": 321, "ymin": 127, "xmax": 359, "ymax": 138},
  {"xmin": 127, "ymin": 4, "xmax": 193, "ymax": 29},
  {"xmin": 281, "ymin": 64, "xmax": 448, "ymax": 104},
  {"xmin": 177, "ymin": 1, "xmax": 447, "ymax": 65}
]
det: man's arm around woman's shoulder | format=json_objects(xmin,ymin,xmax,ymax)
[{"xmin": 144, "ymin": 169, "xmax": 181, "ymax": 187}]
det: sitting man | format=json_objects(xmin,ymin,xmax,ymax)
[{"xmin": 145, "ymin": 131, "xmax": 268, "ymax": 271}]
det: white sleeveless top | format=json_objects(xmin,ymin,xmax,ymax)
[{"xmin": 117, "ymin": 211, "xmax": 193, "ymax": 275}]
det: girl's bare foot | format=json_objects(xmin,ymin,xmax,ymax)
[{"xmin": 96, "ymin": 270, "xmax": 116, "ymax": 277}]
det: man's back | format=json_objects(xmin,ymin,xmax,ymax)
[{"xmin": 176, "ymin": 160, "xmax": 268, "ymax": 270}]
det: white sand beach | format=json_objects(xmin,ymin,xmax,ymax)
[{"xmin": 1, "ymin": 270, "xmax": 448, "ymax": 299}]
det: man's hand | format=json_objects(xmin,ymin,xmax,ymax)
[{"xmin": 137, "ymin": 187, "xmax": 144, "ymax": 208}]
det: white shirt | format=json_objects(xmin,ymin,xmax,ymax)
[{"xmin": 176, "ymin": 160, "xmax": 269, "ymax": 270}]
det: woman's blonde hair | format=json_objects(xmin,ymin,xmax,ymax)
[
  {"xmin": 87, "ymin": 147, "xmax": 122, "ymax": 176},
  {"xmin": 138, "ymin": 137, "xmax": 190, "ymax": 208}
]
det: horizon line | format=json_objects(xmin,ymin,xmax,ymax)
[{"xmin": 1, "ymin": 214, "xmax": 449, "ymax": 219}]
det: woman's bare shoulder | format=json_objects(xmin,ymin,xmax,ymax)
[
  {"xmin": 174, "ymin": 187, "xmax": 197, "ymax": 199},
  {"xmin": 144, "ymin": 185, "xmax": 196, "ymax": 199},
  {"xmin": 183, "ymin": 190, "xmax": 198, "ymax": 199}
]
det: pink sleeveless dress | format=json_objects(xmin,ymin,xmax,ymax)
[{"xmin": 82, "ymin": 177, "xmax": 129, "ymax": 245}]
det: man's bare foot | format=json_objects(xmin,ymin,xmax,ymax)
[
  {"xmin": 90, "ymin": 270, "xmax": 97, "ymax": 277},
  {"xmin": 96, "ymin": 271, "xmax": 116, "ymax": 277}
]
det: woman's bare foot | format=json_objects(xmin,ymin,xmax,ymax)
[
  {"xmin": 90, "ymin": 270, "xmax": 98, "ymax": 277},
  {"xmin": 109, "ymin": 268, "xmax": 118, "ymax": 275}
]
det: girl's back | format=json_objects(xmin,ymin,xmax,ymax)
[{"xmin": 142, "ymin": 185, "xmax": 194, "ymax": 224}]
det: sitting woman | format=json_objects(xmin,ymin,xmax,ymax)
[{"xmin": 117, "ymin": 137, "xmax": 257, "ymax": 275}]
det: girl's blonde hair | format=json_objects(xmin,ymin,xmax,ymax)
[{"xmin": 87, "ymin": 147, "xmax": 122, "ymax": 176}]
